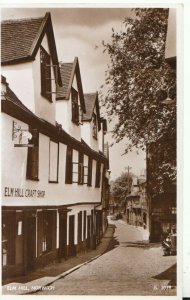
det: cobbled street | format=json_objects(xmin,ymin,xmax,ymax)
[{"xmin": 36, "ymin": 218, "xmax": 176, "ymax": 296}]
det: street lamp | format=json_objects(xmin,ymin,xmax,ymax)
[{"xmin": 161, "ymin": 85, "xmax": 176, "ymax": 105}]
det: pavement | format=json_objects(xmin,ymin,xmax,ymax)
[{"xmin": 2, "ymin": 223, "xmax": 116, "ymax": 295}]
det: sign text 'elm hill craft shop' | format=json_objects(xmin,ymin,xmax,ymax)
[{"xmin": 4, "ymin": 187, "xmax": 45, "ymax": 198}]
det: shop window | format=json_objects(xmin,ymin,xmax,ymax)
[
  {"xmin": 26, "ymin": 129, "xmax": 39, "ymax": 180},
  {"xmin": 42, "ymin": 211, "xmax": 52, "ymax": 252},
  {"xmin": 49, "ymin": 140, "xmax": 59, "ymax": 183},
  {"xmin": 65, "ymin": 146, "xmax": 73, "ymax": 184},
  {"xmin": 40, "ymin": 46, "xmax": 52, "ymax": 102},
  {"xmin": 95, "ymin": 161, "xmax": 101, "ymax": 188},
  {"xmin": 92, "ymin": 113, "xmax": 97, "ymax": 139},
  {"xmin": 71, "ymin": 87, "xmax": 79, "ymax": 124},
  {"xmin": 17, "ymin": 221, "xmax": 23, "ymax": 236},
  {"xmin": 2, "ymin": 223, "xmax": 8, "ymax": 266}
]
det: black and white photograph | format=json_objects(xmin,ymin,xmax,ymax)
[{"xmin": 0, "ymin": 0, "xmax": 188, "ymax": 298}]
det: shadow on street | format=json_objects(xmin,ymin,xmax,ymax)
[
  {"xmin": 153, "ymin": 263, "xmax": 177, "ymax": 286},
  {"xmin": 103, "ymin": 224, "xmax": 120, "ymax": 254},
  {"xmin": 120, "ymin": 241, "xmax": 161, "ymax": 248}
]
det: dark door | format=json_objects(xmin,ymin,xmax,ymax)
[
  {"xmin": 69, "ymin": 215, "xmax": 75, "ymax": 256},
  {"xmin": 87, "ymin": 216, "xmax": 91, "ymax": 249},
  {"xmin": 151, "ymin": 221, "xmax": 162, "ymax": 242},
  {"xmin": 59, "ymin": 212, "xmax": 67, "ymax": 259},
  {"xmin": 96, "ymin": 212, "xmax": 100, "ymax": 245},
  {"xmin": 26, "ymin": 217, "xmax": 36, "ymax": 270}
]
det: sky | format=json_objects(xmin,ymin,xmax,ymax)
[{"xmin": 1, "ymin": 7, "xmax": 146, "ymax": 180}]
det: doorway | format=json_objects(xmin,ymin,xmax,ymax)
[
  {"xmin": 26, "ymin": 216, "xmax": 36, "ymax": 271},
  {"xmin": 59, "ymin": 212, "xmax": 67, "ymax": 259},
  {"xmin": 69, "ymin": 215, "xmax": 75, "ymax": 256}
]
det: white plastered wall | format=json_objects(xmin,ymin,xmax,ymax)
[{"xmin": 2, "ymin": 115, "xmax": 103, "ymax": 207}]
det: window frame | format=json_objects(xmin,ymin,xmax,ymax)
[
  {"xmin": 49, "ymin": 140, "xmax": 59, "ymax": 183},
  {"xmin": 87, "ymin": 157, "xmax": 92, "ymax": 187},
  {"xmin": 92, "ymin": 112, "xmax": 98, "ymax": 139},
  {"xmin": 42, "ymin": 211, "xmax": 53, "ymax": 253},
  {"xmin": 65, "ymin": 146, "xmax": 73, "ymax": 184},
  {"xmin": 71, "ymin": 87, "xmax": 79, "ymax": 125},
  {"xmin": 95, "ymin": 161, "xmax": 101, "ymax": 188},
  {"xmin": 40, "ymin": 46, "xmax": 52, "ymax": 102}
]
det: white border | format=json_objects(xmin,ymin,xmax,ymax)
[{"xmin": 1, "ymin": 1, "xmax": 189, "ymax": 299}]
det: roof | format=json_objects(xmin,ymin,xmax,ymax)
[
  {"xmin": 83, "ymin": 93, "xmax": 98, "ymax": 121},
  {"xmin": 1, "ymin": 12, "xmax": 62, "ymax": 85},
  {"xmin": 1, "ymin": 75, "xmax": 33, "ymax": 115},
  {"xmin": 127, "ymin": 191, "xmax": 139, "ymax": 198},
  {"xmin": 82, "ymin": 92, "xmax": 101, "ymax": 131},
  {"xmin": 56, "ymin": 63, "xmax": 74, "ymax": 99},
  {"xmin": 56, "ymin": 57, "xmax": 86, "ymax": 112},
  {"xmin": 1, "ymin": 17, "xmax": 44, "ymax": 64},
  {"xmin": 138, "ymin": 178, "xmax": 146, "ymax": 185}
]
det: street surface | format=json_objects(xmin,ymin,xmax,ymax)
[{"xmin": 36, "ymin": 218, "xmax": 176, "ymax": 295}]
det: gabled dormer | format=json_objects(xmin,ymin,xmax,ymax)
[
  {"xmin": 56, "ymin": 57, "xmax": 86, "ymax": 140},
  {"xmin": 81, "ymin": 92, "xmax": 101, "ymax": 151},
  {"xmin": 1, "ymin": 12, "xmax": 62, "ymax": 125}
]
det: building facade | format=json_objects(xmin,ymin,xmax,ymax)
[
  {"xmin": 147, "ymin": 9, "xmax": 176, "ymax": 242},
  {"xmin": 1, "ymin": 12, "xmax": 110, "ymax": 280},
  {"xmin": 126, "ymin": 176, "xmax": 149, "ymax": 229}
]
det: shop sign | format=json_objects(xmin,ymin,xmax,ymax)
[{"xmin": 4, "ymin": 187, "xmax": 45, "ymax": 198}]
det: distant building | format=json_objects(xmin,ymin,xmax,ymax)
[{"xmin": 126, "ymin": 176, "xmax": 149, "ymax": 230}]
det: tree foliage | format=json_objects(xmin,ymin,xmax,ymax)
[
  {"xmin": 103, "ymin": 8, "xmax": 176, "ymax": 193},
  {"xmin": 111, "ymin": 172, "xmax": 132, "ymax": 202}
]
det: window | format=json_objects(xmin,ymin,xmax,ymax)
[
  {"xmin": 83, "ymin": 165, "xmax": 88, "ymax": 184},
  {"xmin": 79, "ymin": 105, "xmax": 83, "ymax": 125},
  {"xmin": 65, "ymin": 146, "xmax": 73, "ymax": 184},
  {"xmin": 17, "ymin": 221, "xmax": 23, "ymax": 236},
  {"xmin": 92, "ymin": 113, "xmax": 97, "ymax": 139},
  {"xmin": 72, "ymin": 152, "xmax": 84, "ymax": 184},
  {"xmin": 71, "ymin": 88, "xmax": 79, "ymax": 124},
  {"xmin": 95, "ymin": 161, "xmax": 101, "ymax": 188},
  {"xmin": 49, "ymin": 140, "xmax": 59, "ymax": 183},
  {"xmin": 2, "ymin": 223, "xmax": 8, "ymax": 266},
  {"xmin": 42, "ymin": 211, "xmax": 53, "ymax": 252},
  {"xmin": 78, "ymin": 152, "xmax": 84, "ymax": 184},
  {"xmin": 26, "ymin": 129, "xmax": 39, "ymax": 180},
  {"xmin": 87, "ymin": 157, "xmax": 92, "ymax": 186},
  {"xmin": 40, "ymin": 46, "xmax": 52, "ymax": 102}
]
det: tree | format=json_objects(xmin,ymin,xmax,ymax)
[
  {"xmin": 102, "ymin": 8, "xmax": 176, "ymax": 193},
  {"xmin": 110, "ymin": 172, "xmax": 132, "ymax": 209}
]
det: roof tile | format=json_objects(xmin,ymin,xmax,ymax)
[
  {"xmin": 1, "ymin": 17, "xmax": 44, "ymax": 64},
  {"xmin": 56, "ymin": 63, "xmax": 74, "ymax": 99},
  {"xmin": 83, "ymin": 93, "xmax": 97, "ymax": 121}
]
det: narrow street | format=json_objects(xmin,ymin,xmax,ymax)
[{"xmin": 36, "ymin": 218, "xmax": 176, "ymax": 296}]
